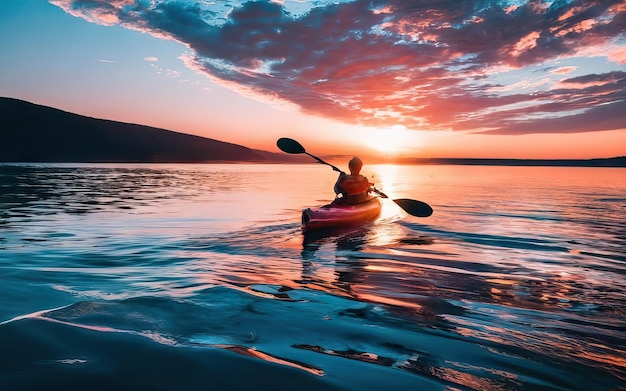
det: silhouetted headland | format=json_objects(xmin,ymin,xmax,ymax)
[{"xmin": 0, "ymin": 97, "xmax": 299, "ymax": 163}]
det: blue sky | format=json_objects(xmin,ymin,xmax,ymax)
[{"xmin": 1, "ymin": 0, "xmax": 625, "ymax": 158}]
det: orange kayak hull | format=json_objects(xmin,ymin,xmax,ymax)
[{"xmin": 301, "ymin": 198, "xmax": 382, "ymax": 232}]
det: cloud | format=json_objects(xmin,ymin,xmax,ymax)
[
  {"xmin": 50, "ymin": 0, "xmax": 626, "ymax": 134},
  {"xmin": 144, "ymin": 56, "xmax": 159, "ymax": 62},
  {"xmin": 549, "ymin": 66, "xmax": 578, "ymax": 75}
]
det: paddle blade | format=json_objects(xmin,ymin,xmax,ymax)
[
  {"xmin": 393, "ymin": 198, "xmax": 433, "ymax": 217},
  {"xmin": 277, "ymin": 138, "xmax": 306, "ymax": 154}
]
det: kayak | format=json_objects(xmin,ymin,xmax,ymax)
[{"xmin": 301, "ymin": 197, "xmax": 382, "ymax": 231}]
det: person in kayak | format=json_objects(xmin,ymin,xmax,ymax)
[{"xmin": 333, "ymin": 156, "xmax": 373, "ymax": 205}]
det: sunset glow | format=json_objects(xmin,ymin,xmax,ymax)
[
  {"xmin": 361, "ymin": 125, "xmax": 418, "ymax": 155},
  {"xmin": 1, "ymin": 0, "xmax": 625, "ymax": 158}
]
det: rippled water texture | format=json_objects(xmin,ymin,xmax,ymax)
[{"xmin": 1, "ymin": 163, "xmax": 625, "ymax": 390}]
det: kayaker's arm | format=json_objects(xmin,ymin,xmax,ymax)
[{"xmin": 334, "ymin": 171, "xmax": 347, "ymax": 196}]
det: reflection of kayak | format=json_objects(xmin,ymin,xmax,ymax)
[{"xmin": 301, "ymin": 197, "xmax": 382, "ymax": 232}]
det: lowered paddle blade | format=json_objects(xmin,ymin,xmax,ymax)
[
  {"xmin": 393, "ymin": 198, "xmax": 433, "ymax": 217},
  {"xmin": 277, "ymin": 138, "xmax": 305, "ymax": 154}
]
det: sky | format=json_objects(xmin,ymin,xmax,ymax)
[{"xmin": 1, "ymin": 0, "xmax": 625, "ymax": 159}]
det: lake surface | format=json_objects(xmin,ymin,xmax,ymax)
[{"xmin": 1, "ymin": 163, "xmax": 624, "ymax": 391}]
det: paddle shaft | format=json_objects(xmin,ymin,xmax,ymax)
[
  {"xmin": 305, "ymin": 152, "xmax": 343, "ymax": 173},
  {"xmin": 370, "ymin": 187, "xmax": 389, "ymax": 199}
]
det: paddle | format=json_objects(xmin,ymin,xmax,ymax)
[
  {"xmin": 276, "ymin": 137, "xmax": 343, "ymax": 172},
  {"xmin": 276, "ymin": 137, "xmax": 433, "ymax": 217}
]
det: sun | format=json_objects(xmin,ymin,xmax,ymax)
[{"xmin": 363, "ymin": 125, "xmax": 414, "ymax": 155}]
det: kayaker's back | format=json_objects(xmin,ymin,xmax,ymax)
[{"xmin": 335, "ymin": 174, "xmax": 371, "ymax": 205}]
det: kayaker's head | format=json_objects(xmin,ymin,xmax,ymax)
[{"xmin": 348, "ymin": 156, "xmax": 363, "ymax": 175}]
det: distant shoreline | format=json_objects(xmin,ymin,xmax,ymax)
[
  {"xmin": 383, "ymin": 157, "xmax": 626, "ymax": 167},
  {"xmin": 2, "ymin": 157, "xmax": 624, "ymax": 167},
  {"xmin": 315, "ymin": 156, "xmax": 626, "ymax": 168}
]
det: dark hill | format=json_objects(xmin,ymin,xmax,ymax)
[{"xmin": 0, "ymin": 97, "xmax": 290, "ymax": 163}]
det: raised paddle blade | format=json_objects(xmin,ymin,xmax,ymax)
[
  {"xmin": 277, "ymin": 138, "xmax": 306, "ymax": 154},
  {"xmin": 393, "ymin": 198, "xmax": 433, "ymax": 217}
]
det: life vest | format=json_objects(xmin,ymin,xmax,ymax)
[{"xmin": 338, "ymin": 175, "xmax": 371, "ymax": 204}]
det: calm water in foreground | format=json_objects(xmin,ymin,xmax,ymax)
[{"xmin": 0, "ymin": 163, "xmax": 625, "ymax": 391}]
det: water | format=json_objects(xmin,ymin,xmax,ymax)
[{"xmin": 1, "ymin": 163, "xmax": 624, "ymax": 391}]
